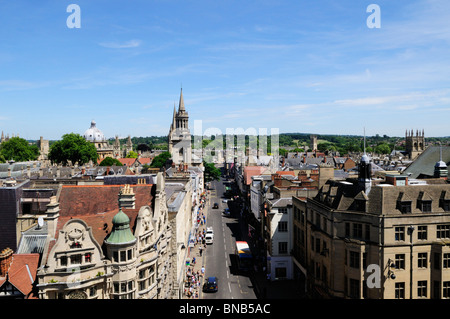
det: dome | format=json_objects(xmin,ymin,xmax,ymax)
[
  {"xmin": 435, "ymin": 160, "xmax": 447, "ymax": 168},
  {"xmin": 83, "ymin": 120, "xmax": 105, "ymax": 142},
  {"xmin": 105, "ymin": 209, "xmax": 136, "ymax": 245},
  {"xmin": 361, "ymin": 154, "xmax": 370, "ymax": 163},
  {"xmin": 112, "ymin": 209, "xmax": 130, "ymax": 225}
]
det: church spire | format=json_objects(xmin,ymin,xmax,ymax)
[{"xmin": 178, "ymin": 88, "xmax": 185, "ymax": 112}]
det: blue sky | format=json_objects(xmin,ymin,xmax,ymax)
[{"xmin": 0, "ymin": 0, "xmax": 449, "ymax": 140}]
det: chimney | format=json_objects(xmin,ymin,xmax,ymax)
[{"xmin": 0, "ymin": 248, "xmax": 14, "ymax": 277}]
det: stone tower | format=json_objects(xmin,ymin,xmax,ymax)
[
  {"xmin": 168, "ymin": 89, "xmax": 192, "ymax": 165},
  {"xmin": 310, "ymin": 135, "xmax": 318, "ymax": 152},
  {"xmin": 405, "ymin": 129, "xmax": 425, "ymax": 160}
]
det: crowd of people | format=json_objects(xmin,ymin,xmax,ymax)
[{"xmin": 183, "ymin": 191, "xmax": 209, "ymax": 298}]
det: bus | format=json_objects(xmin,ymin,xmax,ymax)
[{"xmin": 235, "ymin": 241, "xmax": 253, "ymax": 271}]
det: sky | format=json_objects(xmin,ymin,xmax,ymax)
[{"xmin": 0, "ymin": 0, "xmax": 449, "ymax": 140}]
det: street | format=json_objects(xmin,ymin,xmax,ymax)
[{"xmin": 202, "ymin": 176, "xmax": 257, "ymax": 299}]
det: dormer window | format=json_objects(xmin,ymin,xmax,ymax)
[
  {"xmin": 440, "ymin": 191, "xmax": 450, "ymax": 212},
  {"xmin": 397, "ymin": 192, "xmax": 412, "ymax": 214},
  {"xmin": 421, "ymin": 200, "xmax": 432, "ymax": 213},
  {"xmin": 398, "ymin": 201, "xmax": 411, "ymax": 214},
  {"xmin": 442, "ymin": 200, "xmax": 450, "ymax": 212},
  {"xmin": 418, "ymin": 191, "xmax": 433, "ymax": 213}
]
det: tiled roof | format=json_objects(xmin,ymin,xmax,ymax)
[
  {"xmin": 58, "ymin": 184, "xmax": 153, "ymax": 217},
  {"xmin": 0, "ymin": 254, "xmax": 40, "ymax": 299}
]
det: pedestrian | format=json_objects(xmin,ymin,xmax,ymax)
[{"xmin": 201, "ymin": 266, "xmax": 205, "ymax": 276}]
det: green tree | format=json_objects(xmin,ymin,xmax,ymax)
[
  {"xmin": 0, "ymin": 137, "xmax": 39, "ymax": 162},
  {"xmin": 48, "ymin": 133, "xmax": 98, "ymax": 166},
  {"xmin": 99, "ymin": 157, "xmax": 124, "ymax": 166},
  {"xmin": 375, "ymin": 143, "xmax": 391, "ymax": 154},
  {"xmin": 126, "ymin": 151, "xmax": 138, "ymax": 158},
  {"xmin": 203, "ymin": 161, "xmax": 221, "ymax": 182},
  {"xmin": 150, "ymin": 151, "xmax": 171, "ymax": 168}
]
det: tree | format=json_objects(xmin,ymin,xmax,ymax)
[
  {"xmin": 375, "ymin": 143, "xmax": 391, "ymax": 155},
  {"xmin": 48, "ymin": 133, "xmax": 98, "ymax": 166},
  {"xmin": 126, "ymin": 151, "xmax": 138, "ymax": 158},
  {"xmin": 150, "ymin": 151, "xmax": 171, "ymax": 168},
  {"xmin": 0, "ymin": 137, "xmax": 39, "ymax": 162},
  {"xmin": 203, "ymin": 161, "xmax": 221, "ymax": 182},
  {"xmin": 99, "ymin": 157, "xmax": 123, "ymax": 166}
]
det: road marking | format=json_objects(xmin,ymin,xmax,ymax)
[{"xmin": 228, "ymin": 282, "xmax": 231, "ymax": 293}]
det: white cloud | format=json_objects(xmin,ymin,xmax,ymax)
[{"xmin": 99, "ymin": 39, "xmax": 142, "ymax": 49}]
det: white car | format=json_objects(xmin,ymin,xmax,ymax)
[
  {"xmin": 206, "ymin": 227, "xmax": 214, "ymax": 235},
  {"xmin": 205, "ymin": 233, "xmax": 213, "ymax": 244}
]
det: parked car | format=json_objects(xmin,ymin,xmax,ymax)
[
  {"xmin": 203, "ymin": 276, "xmax": 218, "ymax": 292},
  {"xmin": 206, "ymin": 227, "xmax": 214, "ymax": 236},
  {"xmin": 223, "ymin": 208, "xmax": 230, "ymax": 216},
  {"xmin": 213, "ymin": 203, "xmax": 219, "ymax": 209}
]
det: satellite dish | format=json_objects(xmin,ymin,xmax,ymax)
[{"xmin": 37, "ymin": 216, "xmax": 44, "ymax": 229}]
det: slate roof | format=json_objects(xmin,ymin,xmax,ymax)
[{"xmin": 403, "ymin": 146, "xmax": 450, "ymax": 179}]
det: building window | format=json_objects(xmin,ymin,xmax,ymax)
[
  {"xmin": 421, "ymin": 200, "xmax": 432, "ymax": 213},
  {"xmin": 353, "ymin": 223, "xmax": 362, "ymax": 238},
  {"xmin": 70, "ymin": 254, "xmax": 82, "ymax": 265},
  {"xmin": 395, "ymin": 227, "xmax": 405, "ymax": 241},
  {"xmin": 120, "ymin": 250, "xmax": 126, "ymax": 262},
  {"xmin": 399, "ymin": 201, "xmax": 412, "ymax": 214},
  {"xmin": 278, "ymin": 221, "xmax": 288, "ymax": 232},
  {"xmin": 395, "ymin": 282, "xmax": 405, "ymax": 299},
  {"xmin": 418, "ymin": 226, "xmax": 427, "ymax": 240},
  {"xmin": 437, "ymin": 225, "xmax": 450, "ymax": 239},
  {"xmin": 85, "ymin": 253, "xmax": 92, "ymax": 263},
  {"xmin": 323, "ymin": 216, "xmax": 327, "ymax": 233},
  {"xmin": 395, "ymin": 254, "xmax": 405, "ymax": 270},
  {"xmin": 443, "ymin": 253, "xmax": 450, "ymax": 268},
  {"xmin": 418, "ymin": 280, "xmax": 427, "ymax": 298},
  {"xmin": 60, "ymin": 256, "xmax": 67, "ymax": 266},
  {"xmin": 365, "ymin": 224, "xmax": 370, "ymax": 241},
  {"xmin": 349, "ymin": 251, "xmax": 360, "ymax": 269},
  {"xmin": 442, "ymin": 200, "xmax": 450, "ymax": 212},
  {"xmin": 418, "ymin": 253, "xmax": 427, "ymax": 268},
  {"xmin": 444, "ymin": 282, "xmax": 450, "ymax": 298},
  {"xmin": 278, "ymin": 242, "xmax": 288, "ymax": 254},
  {"xmin": 279, "ymin": 208, "xmax": 287, "ymax": 214}
]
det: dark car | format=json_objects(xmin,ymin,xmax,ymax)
[
  {"xmin": 213, "ymin": 203, "xmax": 219, "ymax": 209},
  {"xmin": 203, "ymin": 276, "xmax": 218, "ymax": 292}
]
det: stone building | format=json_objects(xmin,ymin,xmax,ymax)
[
  {"xmin": 83, "ymin": 120, "xmax": 114, "ymax": 161},
  {"xmin": 36, "ymin": 173, "xmax": 176, "ymax": 299},
  {"xmin": 405, "ymin": 129, "xmax": 425, "ymax": 160},
  {"xmin": 113, "ymin": 135, "xmax": 134, "ymax": 159},
  {"xmin": 293, "ymin": 153, "xmax": 450, "ymax": 299},
  {"xmin": 168, "ymin": 89, "xmax": 192, "ymax": 166}
]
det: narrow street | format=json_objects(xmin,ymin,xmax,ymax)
[{"xmin": 202, "ymin": 176, "xmax": 257, "ymax": 299}]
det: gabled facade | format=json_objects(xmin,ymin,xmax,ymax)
[{"xmin": 36, "ymin": 173, "xmax": 175, "ymax": 299}]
